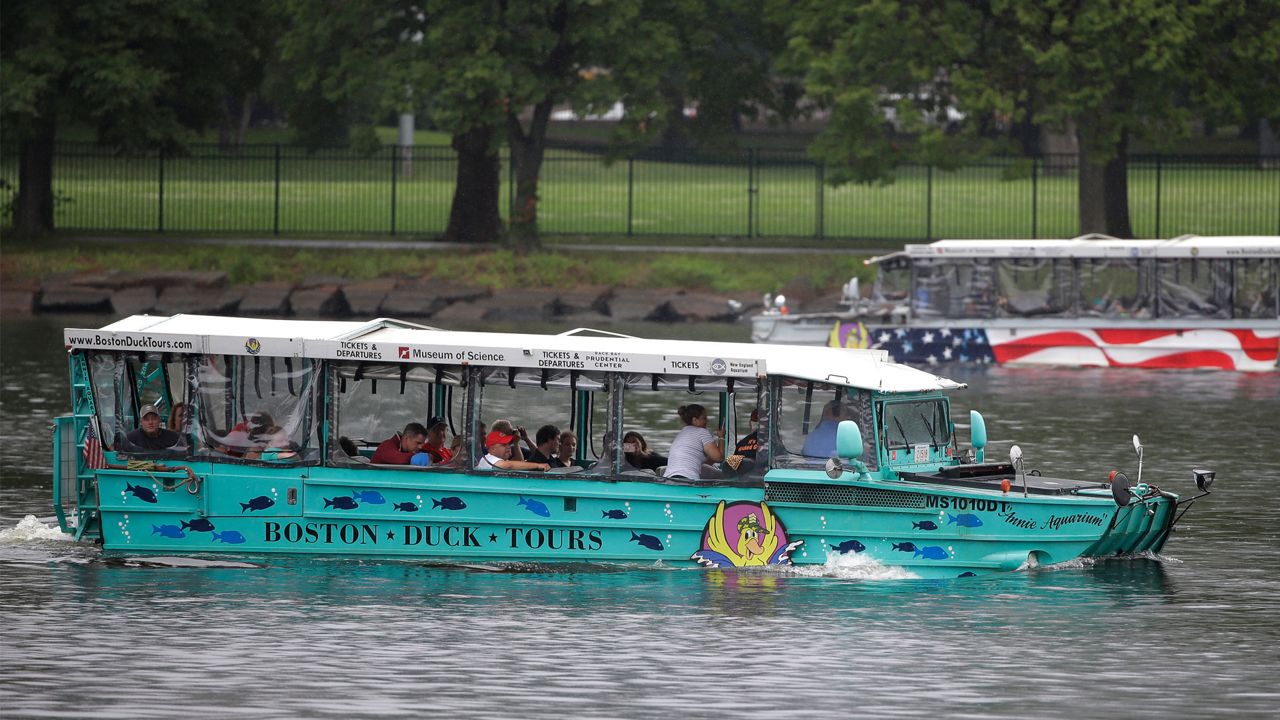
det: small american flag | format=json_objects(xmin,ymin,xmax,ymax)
[{"xmin": 83, "ymin": 417, "xmax": 108, "ymax": 470}]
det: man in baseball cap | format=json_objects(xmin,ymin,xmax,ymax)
[
  {"xmin": 421, "ymin": 416, "xmax": 455, "ymax": 465},
  {"xmin": 126, "ymin": 403, "xmax": 184, "ymax": 452},
  {"xmin": 476, "ymin": 430, "xmax": 550, "ymax": 472}
]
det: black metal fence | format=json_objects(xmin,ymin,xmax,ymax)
[{"xmin": 2, "ymin": 142, "xmax": 1277, "ymax": 239}]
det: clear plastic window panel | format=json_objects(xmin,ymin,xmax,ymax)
[
  {"xmin": 474, "ymin": 367, "xmax": 599, "ymax": 466},
  {"xmin": 1233, "ymin": 258, "xmax": 1279, "ymax": 319},
  {"xmin": 773, "ymin": 380, "xmax": 877, "ymax": 469},
  {"xmin": 873, "ymin": 256, "xmax": 912, "ymax": 303},
  {"xmin": 195, "ymin": 355, "xmax": 320, "ymax": 460},
  {"xmin": 1158, "ymin": 259, "xmax": 1231, "ymax": 319},
  {"xmin": 88, "ymin": 353, "xmax": 124, "ymax": 449},
  {"xmin": 912, "ymin": 260, "xmax": 996, "ymax": 318},
  {"xmin": 332, "ymin": 363, "xmax": 467, "ymax": 459},
  {"xmin": 996, "ymin": 258, "xmax": 1073, "ymax": 317},
  {"xmin": 1077, "ymin": 258, "xmax": 1154, "ymax": 318}
]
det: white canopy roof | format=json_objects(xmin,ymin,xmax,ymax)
[
  {"xmin": 66, "ymin": 314, "xmax": 964, "ymax": 394},
  {"xmin": 868, "ymin": 235, "xmax": 1280, "ymax": 263}
]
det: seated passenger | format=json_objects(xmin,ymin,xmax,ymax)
[
  {"xmin": 421, "ymin": 416, "xmax": 454, "ymax": 465},
  {"xmin": 167, "ymin": 402, "xmax": 189, "ymax": 448},
  {"xmin": 662, "ymin": 404, "xmax": 724, "ymax": 480},
  {"xmin": 126, "ymin": 404, "xmax": 184, "ymax": 452},
  {"xmin": 734, "ymin": 408, "xmax": 762, "ymax": 459},
  {"xmin": 555, "ymin": 430, "xmax": 578, "ymax": 468},
  {"xmin": 489, "ymin": 419, "xmax": 529, "ymax": 461},
  {"xmin": 623, "ymin": 431, "xmax": 666, "ymax": 472},
  {"xmin": 802, "ymin": 399, "xmax": 847, "ymax": 458},
  {"xmin": 371, "ymin": 422, "xmax": 427, "ymax": 464},
  {"xmin": 476, "ymin": 430, "xmax": 550, "ymax": 472},
  {"xmin": 245, "ymin": 426, "xmax": 299, "ymax": 461},
  {"xmin": 525, "ymin": 424, "xmax": 560, "ymax": 465}
]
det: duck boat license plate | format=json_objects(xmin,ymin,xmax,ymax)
[{"xmin": 913, "ymin": 444, "xmax": 930, "ymax": 463}]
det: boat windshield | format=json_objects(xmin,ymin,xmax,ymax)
[{"xmin": 881, "ymin": 399, "xmax": 950, "ymax": 451}]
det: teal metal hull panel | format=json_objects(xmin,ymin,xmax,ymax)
[{"xmin": 90, "ymin": 463, "xmax": 1176, "ymax": 579}]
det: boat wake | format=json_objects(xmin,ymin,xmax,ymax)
[
  {"xmin": 0, "ymin": 515, "xmax": 73, "ymax": 544},
  {"xmin": 783, "ymin": 552, "xmax": 920, "ymax": 581}
]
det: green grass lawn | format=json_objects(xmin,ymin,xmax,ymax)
[{"xmin": 3, "ymin": 143, "xmax": 1276, "ymax": 239}]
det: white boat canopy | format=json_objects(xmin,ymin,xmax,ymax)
[
  {"xmin": 66, "ymin": 314, "xmax": 965, "ymax": 394},
  {"xmin": 866, "ymin": 234, "xmax": 1280, "ymax": 263}
]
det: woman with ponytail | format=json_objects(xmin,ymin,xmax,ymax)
[{"xmin": 662, "ymin": 404, "xmax": 724, "ymax": 480}]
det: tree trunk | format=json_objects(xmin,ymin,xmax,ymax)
[
  {"xmin": 506, "ymin": 100, "xmax": 553, "ymax": 255},
  {"xmin": 443, "ymin": 125, "xmax": 502, "ymax": 243},
  {"xmin": 13, "ymin": 119, "xmax": 56, "ymax": 236},
  {"xmin": 1076, "ymin": 129, "xmax": 1133, "ymax": 238}
]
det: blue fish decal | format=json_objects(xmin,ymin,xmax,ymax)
[
  {"xmin": 212, "ymin": 530, "xmax": 247, "ymax": 544},
  {"xmin": 914, "ymin": 545, "xmax": 950, "ymax": 560},
  {"xmin": 324, "ymin": 496, "xmax": 359, "ymax": 510},
  {"xmin": 601, "ymin": 509, "xmax": 628, "ymax": 519},
  {"xmin": 912, "ymin": 520, "xmax": 939, "ymax": 531},
  {"xmin": 241, "ymin": 495, "xmax": 275, "ymax": 513},
  {"xmin": 126, "ymin": 482, "xmax": 157, "ymax": 503},
  {"xmin": 353, "ymin": 490, "xmax": 386, "ymax": 505},
  {"xmin": 393, "ymin": 502, "xmax": 420, "ymax": 512},
  {"xmin": 181, "ymin": 518, "xmax": 215, "ymax": 533},
  {"xmin": 830, "ymin": 539, "xmax": 866, "ymax": 554},
  {"xmin": 152, "ymin": 524, "xmax": 185, "ymax": 539},
  {"xmin": 947, "ymin": 513, "xmax": 983, "ymax": 528},
  {"xmin": 518, "ymin": 496, "xmax": 551, "ymax": 518},
  {"xmin": 891, "ymin": 542, "xmax": 917, "ymax": 553},
  {"xmin": 433, "ymin": 497, "xmax": 466, "ymax": 511},
  {"xmin": 630, "ymin": 531, "xmax": 664, "ymax": 551}
]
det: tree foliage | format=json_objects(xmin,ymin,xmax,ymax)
[
  {"xmin": 1, "ymin": 0, "xmax": 281, "ymax": 234},
  {"xmin": 779, "ymin": 0, "xmax": 1280, "ymax": 236}
]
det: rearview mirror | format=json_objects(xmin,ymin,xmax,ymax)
[
  {"xmin": 836, "ymin": 420, "xmax": 864, "ymax": 460},
  {"xmin": 970, "ymin": 410, "xmax": 987, "ymax": 463}
]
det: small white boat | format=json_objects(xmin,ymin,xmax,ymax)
[{"xmin": 751, "ymin": 234, "xmax": 1280, "ymax": 371}]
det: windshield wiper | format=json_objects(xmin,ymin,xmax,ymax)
[
  {"xmin": 919, "ymin": 412, "xmax": 939, "ymax": 449},
  {"xmin": 893, "ymin": 417, "xmax": 909, "ymax": 448}
]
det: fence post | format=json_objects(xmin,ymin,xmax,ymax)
[
  {"xmin": 626, "ymin": 156, "xmax": 634, "ymax": 237},
  {"xmin": 1031, "ymin": 155, "xmax": 1038, "ymax": 239},
  {"xmin": 157, "ymin": 149, "xmax": 165, "ymax": 233},
  {"xmin": 1154, "ymin": 154, "xmax": 1162, "ymax": 238},
  {"xmin": 273, "ymin": 144, "xmax": 281, "ymax": 236},
  {"xmin": 390, "ymin": 146, "xmax": 398, "ymax": 236},
  {"xmin": 925, "ymin": 164, "xmax": 933, "ymax": 240},
  {"xmin": 747, "ymin": 147, "xmax": 756, "ymax": 237},
  {"xmin": 816, "ymin": 160, "xmax": 825, "ymax": 239}
]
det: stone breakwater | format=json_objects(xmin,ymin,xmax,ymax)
[{"xmin": 3, "ymin": 271, "xmax": 763, "ymax": 323}]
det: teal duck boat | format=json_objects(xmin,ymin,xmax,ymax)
[{"xmin": 52, "ymin": 315, "xmax": 1216, "ymax": 578}]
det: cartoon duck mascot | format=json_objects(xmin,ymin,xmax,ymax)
[{"xmin": 691, "ymin": 500, "xmax": 802, "ymax": 568}]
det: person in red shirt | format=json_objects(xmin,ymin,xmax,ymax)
[
  {"xmin": 371, "ymin": 422, "xmax": 427, "ymax": 464},
  {"xmin": 421, "ymin": 416, "xmax": 455, "ymax": 465}
]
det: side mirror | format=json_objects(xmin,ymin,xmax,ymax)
[
  {"xmin": 970, "ymin": 410, "xmax": 987, "ymax": 463},
  {"xmin": 836, "ymin": 420, "xmax": 864, "ymax": 460},
  {"xmin": 1193, "ymin": 468, "xmax": 1215, "ymax": 492},
  {"xmin": 1009, "ymin": 444, "xmax": 1022, "ymax": 466},
  {"xmin": 825, "ymin": 458, "xmax": 845, "ymax": 480},
  {"xmin": 1109, "ymin": 469, "xmax": 1131, "ymax": 507},
  {"xmin": 1132, "ymin": 434, "xmax": 1142, "ymax": 456}
]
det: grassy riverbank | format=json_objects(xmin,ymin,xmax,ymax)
[{"xmin": 0, "ymin": 235, "xmax": 877, "ymax": 295}]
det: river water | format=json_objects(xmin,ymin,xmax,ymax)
[{"xmin": 1, "ymin": 314, "xmax": 1278, "ymax": 719}]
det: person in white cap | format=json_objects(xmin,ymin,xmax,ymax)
[{"xmin": 126, "ymin": 404, "xmax": 183, "ymax": 452}]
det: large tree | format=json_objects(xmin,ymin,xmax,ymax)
[
  {"xmin": 1, "ymin": 0, "xmax": 276, "ymax": 235},
  {"xmin": 286, "ymin": 0, "xmax": 676, "ymax": 251},
  {"xmin": 780, "ymin": 0, "xmax": 1280, "ymax": 237}
]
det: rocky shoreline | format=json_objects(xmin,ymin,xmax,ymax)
[{"xmin": 0, "ymin": 270, "xmax": 837, "ymax": 324}]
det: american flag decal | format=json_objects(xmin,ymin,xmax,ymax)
[{"xmin": 83, "ymin": 417, "xmax": 108, "ymax": 471}]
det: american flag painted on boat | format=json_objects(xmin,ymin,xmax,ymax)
[
  {"xmin": 83, "ymin": 417, "xmax": 108, "ymax": 470},
  {"xmin": 866, "ymin": 327, "xmax": 996, "ymax": 366},
  {"xmin": 984, "ymin": 327, "xmax": 1280, "ymax": 371}
]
